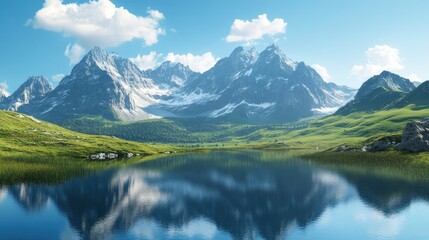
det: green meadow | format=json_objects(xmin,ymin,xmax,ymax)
[{"xmin": 0, "ymin": 110, "xmax": 177, "ymax": 184}]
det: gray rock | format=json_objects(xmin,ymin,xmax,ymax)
[
  {"xmin": 364, "ymin": 136, "xmax": 401, "ymax": 152},
  {"xmin": 107, "ymin": 153, "xmax": 118, "ymax": 159},
  {"xmin": 396, "ymin": 118, "xmax": 429, "ymax": 152},
  {"xmin": 335, "ymin": 145, "xmax": 357, "ymax": 152}
]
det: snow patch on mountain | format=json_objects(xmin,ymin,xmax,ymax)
[
  {"xmin": 163, "ymin": 91, "xmax": 221, "ymax": 107},
  {"xmin": 312, "ymin": 107, "xmax": 339, "ymax": 115},
  {"xmin": 210, "ymin": 101, "xmax": 276, "ymax": 117}
]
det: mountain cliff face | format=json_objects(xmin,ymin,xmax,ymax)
[
  {"xmin": 155, "ymin": 45, "xmax": 355, "ymax": 122},
  {"xmin": 335, "ymin": 71, "xmax": 415, "ymax": 116},
  {"xmin": 0, "ymin": 76, "xmax": 52, "ymax": 111},
  {"xmin": 15, "ymin": 45, "xmax": 355, "ymax": 123},
  {"xmin": 146, "ymin": 61, "xmax": 200, "ymax": 89},
  {"xmin": 20, "ymin": 48, "xmax": 167, "ymax": 122}
]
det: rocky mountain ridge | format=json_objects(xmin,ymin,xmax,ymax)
[{"xmin": 2, "ymin": 45, "xmax": 356, "ymax": 123}]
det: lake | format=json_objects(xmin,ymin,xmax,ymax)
[{"xmin": 1, "ymin": 151, "xmax": 429, "ymax": 240}]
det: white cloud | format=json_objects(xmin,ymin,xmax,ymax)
[
  {"xmin": 311, "ymin": 64, "xmax": 330, "ymax": 81},
  {"xmin": 52, "ymin": 74, "xmax": 65, "ymax": 82},
  {"xmin": 64, "ymin": 43, "xmax": 86, "ymax": 65},
  {"xmin": 29, "ymin": 0, "xmax": 165, "ymax": 48},
  {"xmin": 165, "ymin": 52, "xmax": 218, "ymax": 73},
  {"xmin": 131, "ymin": 52, "xmax": 219, "ymax": 73},
  {"xmin": 0, "ymin": 81, "xmax": 8, "ymax": 90},
  {"xmin": 130, "ymin": 51, "xmax": 163, "ymax": 71},
  {"xmin": 29, "ymin": 0, "xmax": 165, "ymax": 65},
  {"xmin": 351, "ymin": 45, "xmax": 404, "ymax": 81},
  {"xmin": 226, "ymin": 14, "xmax": 286, "ymax": 44},
  {"xmin": 407, "ymin": 73, "xmax": 422, "ymax": 82}
]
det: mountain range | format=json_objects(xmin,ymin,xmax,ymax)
[
  {"xmin": 154, "ymin": 45, "xmax": 356, "ymax": 122},
  {"xmin": 1, "ymin": 45, "xmax": 357, "ymax": 123}
]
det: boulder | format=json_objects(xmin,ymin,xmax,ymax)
[
  {"xmin": 396, "ymin": 118, "xmax": 429, "ymax": 152},
  {"xmin": 334, "ymin": 145, "xmax": 359, "ymax": 152},
  {"xmin": 364, "ymin": 136, "xmax": 401, "ymax": 152}
]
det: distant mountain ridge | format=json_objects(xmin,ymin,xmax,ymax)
[
  {"xmin": 5, "ymin": 45, "xmax": 355, "ymax": 123},
  {"xmin": 0, "ymin": 76, "xmax": 52, "ymax": 111},
  {"xmin": 146, "ymin": 61, "xmax": 200, "ymax": 89},
  {"xmin": 151, "ymin": 44, "xmax": 356, "ymax": 122},
  {"xmin": 392, "ymin": 80, "xmax": 429, "ymax": 108},
  {"xmin": 335, "ymin": 71, "xmax": 417, "ymax": 116}
]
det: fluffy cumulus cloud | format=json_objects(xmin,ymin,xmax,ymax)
[
  {"xmin": 226, "ymin": 14, "xmax": 287, "ymax": 44},
  {"xmin": 311, "ymin": 64, "xmax": 331, "ymax": 81},
  {"xmin": 165, "ymin": 52, "xmax": 218, "ymax": 73},
  {"xmin": 64, "ymin": 43, "xmax": 86, "ymax": 65},
  {"xmin": 29, "ymin": 0, "xmax": 165, "ymax": 64},
  {"xmin": 130, "ymin": 51, "xmax": 163, "ymax": 71},
  {"xmin": 406, "ymin": 73, "xmax": 421, "ymax": 82},
  {"xmin": 351, "ymin": 45, "xmax": 404, "ymax": 81},
  {"xmin": 0, "ymin": 81, "xmax": 8, "ymax": 90},
  {"xmin": 52, "ymin": 74, "xmax": 65, "ymax": 82},
  {"xmin": 131, "ymin": 52, "xmax": 218, "ymax": 73}
]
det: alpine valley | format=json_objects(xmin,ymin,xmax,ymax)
[
  {"xmin": 7, "ymin": 45, "xmax": 356, "ymax": 123},
  {"xmin": 2, "ymin": 44, "xmax": 429, "ymax": 151}
]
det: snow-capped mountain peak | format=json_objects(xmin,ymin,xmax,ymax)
[
  {"xmin": 154, "ymin": 45, "xmax": 356, "ymax": 122},
  {"xmin": 19, "ymin": 48, "xmax": 166, "ymax": 122},
  {"xmin": 12, "ymin": 45, "xmax": 356, "ymax": 123},
  {"xmin": 227, "ymin": 46, "xmax": 259, "ymax": 68},
  {"xmin": 147, "ymin": 61, "xmax": 200, "ymax": 89},
  {"xmin": 252, "ymin": 44, "xmax": 297, "ymax": 78},
  {"xmin": 0, "ymin": 76, "xmax": 52, "ymax": 111}
]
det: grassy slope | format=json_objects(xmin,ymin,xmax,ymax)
[
  {"xmin": 0, "ymin": 110, "xmax": 175, "ymax": 184},
  {"xmin": 0, "ymin": 110, "xmax": 173, "ymax": 158},
  {"xmin": 57, "ymin": 104, "xmax": 429, "ymax": 150},
  {"xmin": 276, "ymin": 104, "xmax": 429, "ymax": 149}
]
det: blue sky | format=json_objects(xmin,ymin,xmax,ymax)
[{"xmin": 1, "ymin": 0, "xmax": 428, "ymax": 92}]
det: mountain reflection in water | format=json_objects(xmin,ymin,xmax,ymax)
[{"xmin": 2, "ymin": 151, "xmax": 429, "ymax": 240}]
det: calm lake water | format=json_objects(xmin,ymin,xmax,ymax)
[{"xmin": 1, "ymin": 151, "xmax": 429, "ymax": 240}]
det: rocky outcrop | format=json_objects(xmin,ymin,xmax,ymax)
[
  {"xmin": 334, "ymin": 145, "xmax": 359, "ymax": 152},
  {"xmin": 363, "ymin": 135, "xmax": 401, "ymax": 152},
  {"xmin": 396, "ymin": 118, "xmax": 429, "ymax": 152},
  {"xmin": 337, "ymin": 118, "xmax": 429, "ymax": 153},
  {"xmin": 88, "ymin": 152, "xmax": 140, "ymax": 160}
]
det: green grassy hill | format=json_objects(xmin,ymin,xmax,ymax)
[
  {"xmin": 334, "ymin": 87, "xmax": 407, "ymax": 116},
  {"xmin": 0, "ymin": 110, "xmax": 174, "ymax": 184},
  {"xmin": 55, "ymin": 104, "xmax": 429, "ymax": 150},
  {"xmin": 271, "ymin": 104, "xmax": 429, "ymax": 149},
  {"xmin": 0, "ymin": 110, "xmax": 170, "ymax": 159}
]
